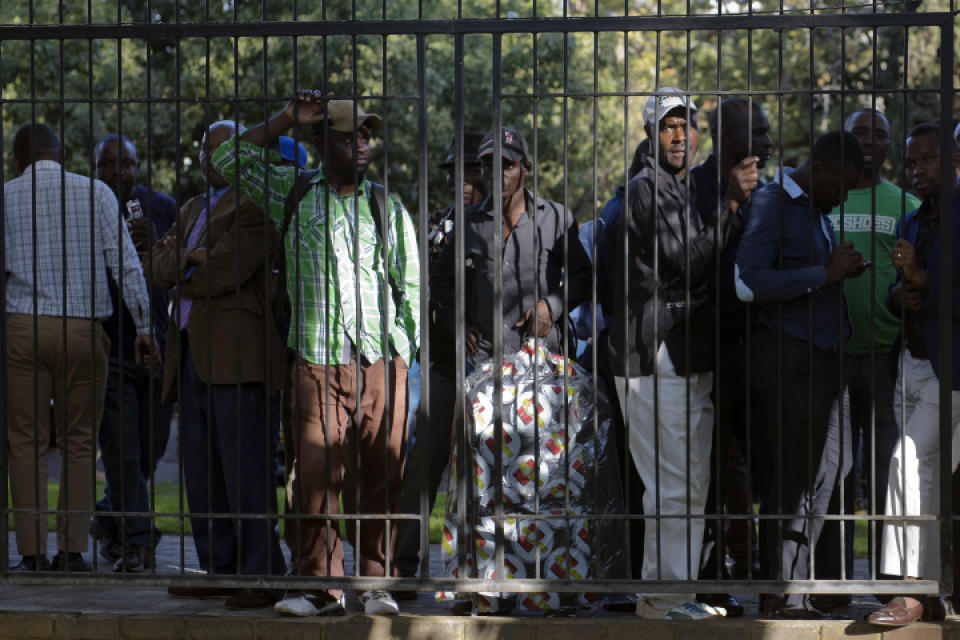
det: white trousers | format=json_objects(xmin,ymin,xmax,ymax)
[
  {"xmin": 881, "ymin": 352, "xmax": 960, "ymax": 579},
  {"xmin": 616, "ymin": 343, "xmax": 714, "ymax": 609}
]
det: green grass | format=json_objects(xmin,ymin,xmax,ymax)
[{"xmin": 9, "ymin": 482, "xmax": 449, "ymax": 544}]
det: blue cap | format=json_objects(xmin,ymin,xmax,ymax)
[{"xmin": 278, "ymin": 136, "xmax": 308, "ymax": 168}]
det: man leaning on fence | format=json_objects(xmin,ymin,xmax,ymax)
[
  {"xmin": 868, "ymin": 123, "xmax": 960, "ymax": 628},
  {"xmin": 90, "ymin": 133, "xmax": 178, "ymax": 574},
  {"xmin": 4, "ymin": 123, "xmax": 157, "ymax": 573},
  {"xmin": 608, "ymin": 88, "xmax": 758, "ymax": 621},
  {"xmin": 212, "ymin": 91, "xmax": 421, "ymax": 618},
  {"xmin": 149, "ymin": 120, "xmax": 287, "ymax": 610},
  {"xmin": 735, "ymin": 130, "xmax": 866, "ymax": 620}
]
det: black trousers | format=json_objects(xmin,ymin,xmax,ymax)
[
  {"xmin": 752, "ymin": 329, "xmax": 842, "ymax": 608},
  {"xmin": 396, "ymin": 366, "xmax": 457, "ymax": 577},
  {"xmin": 178, "ymin": 339, "xmax": 286, "ymax": 577}
]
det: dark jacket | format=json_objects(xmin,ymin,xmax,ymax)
[
  {"xmin": 103, "ymin": 184, "xmax": 177, "ymax": 361},
  {"xmin": 690, "ymin": 154, "xmax": 760, "ymax": 341},
  {"xmin": 735, "ymin": 172, "xmax": 850, "ymax": 351},
  {"xmin": 432, "ymin": 189, "xmax": 592, "ymax": 364},
  {"xmin": 890, "ymin": 188, "xmax": 960, "ymax": 389},
  {"xmin": 608, "ymin": 154, "xmax": 743, "ymax": 377},
  {"xmin": 148, "ymin": 188, "xmax": 286, "ymax": 403}
]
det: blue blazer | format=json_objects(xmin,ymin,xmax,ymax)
[{"xmin": 893, "ymin": 189, "xmax": 960, "ymax": 389}]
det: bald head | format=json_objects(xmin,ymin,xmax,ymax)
[
  {"xmin": 12, "ymin": 123, "xmax": 61, "ymax": 174},
  {"xmin": 843, "ymin": 108, "xmax": 890, "ymax": 179},
  {"xmin": 199, "ymin": 121, "xmax": 243, "ymax": 189}
]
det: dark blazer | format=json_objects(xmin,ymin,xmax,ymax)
[
  {"xmin": 148, "ymin": 187, "xmax": 286, "ymax": 403},
  {"xmin": 892, "ymin": 188, "xmax": 960, "ymax": 390}
]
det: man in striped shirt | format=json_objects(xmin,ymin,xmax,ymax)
[
  {"xmin": 212, "ymin": 91, "xmax": 420, "ymax": 617},
  {"xmin": 4, "ymin": 123, "xmax": 155, "ymax": 572}
]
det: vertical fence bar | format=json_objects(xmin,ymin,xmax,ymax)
[{"xmin": 937, "ymin": 13, "xmax": 954, "ymax": 596}]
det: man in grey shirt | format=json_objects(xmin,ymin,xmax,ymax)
[{"xmin": 432, "ymin": 127, "xmax": 592, "ymax": 365}]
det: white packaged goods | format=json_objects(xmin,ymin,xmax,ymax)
[
  {"xmin": 543, "ymin": 547, "xmax": 589, "ymax": 581},
  {"xmin": 482, "ymin": 553, "xmax": 528, "ymax": 580},
  {"xmin": 517, "ymin": 591, "xmax": 561, "ymax": 612},
  {"xmin": 515, "ymin": 390, "xmax": 553, "ymax": 437},
  {"xmin": 438, "ymin": 338, "xmax": 627, "ymax": 613},
  {"xmin": 540, "ymin": 477, "xmax": 582, "ymax": 505},
  {"xmin": 477, "ymin": 422, "xmax": 523, "ymax": 467},
  {"xmin": 510, "ymin": 455, "xmax": 550, "ymax": 501},
  {"xmin": 514, "ymin": 519, "xmax": 555, "ymax": 563}
]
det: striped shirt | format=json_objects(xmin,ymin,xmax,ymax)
[
  {"xmin": 4, "ymin": 160, "xmax": 151, "ymax": 333},
  {"xmin": 212, "ymin": 138, "xmax": 420, "ymax": 367}
]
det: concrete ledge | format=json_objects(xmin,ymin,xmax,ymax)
[{"xmin": 1, "ymin": 611, "xmax": 959, "ymax": 640}]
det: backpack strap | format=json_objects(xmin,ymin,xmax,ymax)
[{"xmin": 281, "ymin": 169, "xmax": 320, "ymax": 239}]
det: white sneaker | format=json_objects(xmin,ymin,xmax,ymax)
[
  {"xmin": 635, "ymin": 597, "xmax": 724, "ymax": 620},
  {"xmin": 275, "ymin": 594, "xmax": 346, "ymax": 617},
  {"xmin": 275, "ymin": 595, "xmax": 319, "ymax": 617},
  {"xmin": 360, "ymin": 590, "xmax": 400, "ymax": 615}
]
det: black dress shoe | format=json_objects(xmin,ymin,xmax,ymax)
[
  {"xmin": 11, "ymin": 555, "xmax": 49, "ymax": 571},
  {"xmin": 50, "ymin": 552, "xmax": 90, "ymax": 572},
  {"xmin": 767, "ymin": 604, "xmax": 848, "ymax": 620},
  {"xmin": 98, "ymin": 538, "xmax": 123, "ymax": 564},
  {"xmin": 698, "ymin": 593, "xmax": 744, "ymax": 618},
  {"xmin": 113, "ymin": 545, "xmax": 147, "ymax": 573},
  {"xmin": 167, "ymin": 585, "xmax": 237, "ymax": 598},
  {"xmin": 224, "ymin": 588, "xmax": 282, "ymax": 610},
  {"xmin": 392, "ymin": 590, "xmax": 419, "ymax": 601},
  {"xmin": 923, "ymin": 595, "xmax": 947, "ymax": 621},
  {"xmin": 810, "ymin": 594, "xmax": 852, "ymax": 611}
]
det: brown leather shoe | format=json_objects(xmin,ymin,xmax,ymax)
[{"xmin": 867, "ymin": 596, "xmax": 924, "ymax": 627}]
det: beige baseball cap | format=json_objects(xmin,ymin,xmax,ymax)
[{"xmin": 314, "ymin": 100, "xmax": 382, "ymax": 133}]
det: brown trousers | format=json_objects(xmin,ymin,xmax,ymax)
[
  {"xmin": 283, "ymin": 355, "xmax": 408, "ymax": 598},
  {"xmin": 6, "ymin": 314, "xmax": 109, "ymax": 556}
]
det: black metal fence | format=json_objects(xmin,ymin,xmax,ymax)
[{"xmin": 1, "ymin": 2, "xmax": 958, "ymax": 608}]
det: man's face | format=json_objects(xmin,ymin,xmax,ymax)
[
  {"xmin": 725, "ymin": 106, "xmax": 773, "ymax": 168},
  {"xmin": 904, "ymin": 132, "xmax": 941, "ymax": 200},
  {"xmin": 812, "ymin": 159, "xmax": 862, "ymax": 212},
  {"xmin": 481, "ymin": 155, "xmax": 528, "ymax": 203},
  {"xmin": 96, "ymin": 140, "xmax": 140, "ymax": 202},
  {"xmin": 655, "ymin": 108, "xmax": 698, "ymax": 173},
  {"xmin": 446, "ymin": 163, "xmax": 486, "ymax": 205},
  {"xmin": 846, "ymin": 111, "xmax": 890, "ymax": 174},
  {"xmin": 199, "ymin": 124, "xmax": 234, "ymax": 189},
  {"xmin": 314, "ymin": 126, "xmax": 372, "ymax": 178}
]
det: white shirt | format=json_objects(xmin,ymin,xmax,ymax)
[{"xmin": 4, "ymin": 160, "xmax": 151, "ymax": 333}]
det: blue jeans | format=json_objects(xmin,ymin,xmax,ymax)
[{"xmin": 95, "ymin": 355, "xmax": 173, "ymax": 548}]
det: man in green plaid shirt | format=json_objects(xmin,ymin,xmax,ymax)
[{"xmin": 212, "ymin": 91, "xmax": 420, "ymax": 617}]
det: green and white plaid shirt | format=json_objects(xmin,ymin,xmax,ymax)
[{"xmin": 212, "ymin": 137, "xmax": 420, "ymax": 367}]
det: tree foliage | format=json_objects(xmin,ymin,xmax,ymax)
[{"xmin": 2, "ymin": 0, "xmax": 957, "ymax": 219}]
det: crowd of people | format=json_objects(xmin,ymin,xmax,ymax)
[{"xmin": 4, "ymin": 87, "xmax": 960, "ymax": 626}]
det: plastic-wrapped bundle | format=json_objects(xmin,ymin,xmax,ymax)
[{"xmin": 438, "ymin": 338, "xmax": 627, "ymax": 613}]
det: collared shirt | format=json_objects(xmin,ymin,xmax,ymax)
[
  {"xmin": 431, "ymin": 189, "xmax": 592, "ymax": 363},
  {"xmin": 4, "ymin": 160, "xmax": 151, "ymax": 333},
  {"xmin": 735, "ymin": 167, "xmax": 851, "ymax": 351},
  {"xmin": 212, "ymin": 137, "xmax": 420, "ymax": 367}
]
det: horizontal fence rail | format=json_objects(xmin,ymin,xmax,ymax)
[{"xmin": 0, "ymin": 4, "xmax": 958, "ymax": 618}]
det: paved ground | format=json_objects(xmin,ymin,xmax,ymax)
[{"xmin": 19, "ymin": 417, "xmax": 960, "ymax": 637}]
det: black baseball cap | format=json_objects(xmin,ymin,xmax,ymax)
[
  {"xmin": 477, "ymin": 127, "xmax": 529, "ymax": 164},
  {"xmin": 439, "ymin": 131, "xmax": 486, "ymax": 169}
]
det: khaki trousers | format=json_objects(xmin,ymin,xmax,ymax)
[
  {"xmin": 284, "ymin": 355, "xmax": 408, "ymax": 599},
  {"xmin": 6, "ymin": 314, "xmax": 109, "ymax": 556}
]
